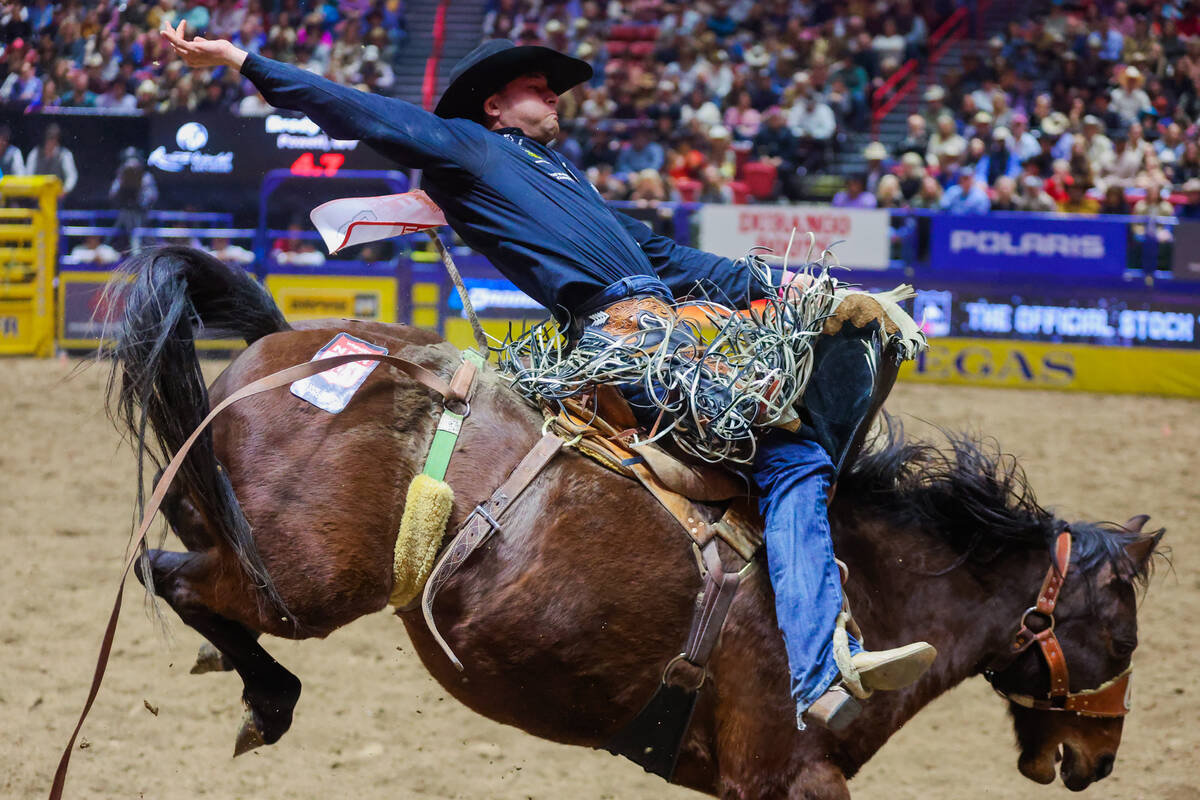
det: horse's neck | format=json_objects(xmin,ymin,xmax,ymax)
[{"xmin": 835, "ymin": 516, "xmax": 1047, "ymax": 766}]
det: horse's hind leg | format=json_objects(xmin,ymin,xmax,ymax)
[
  {"xmin": 156, "ymin": 475, "xmax": 242, "ymax": 675},
  {"xmin": 136, "ymin": 548, "xmax": 302, "ymax": 755}
]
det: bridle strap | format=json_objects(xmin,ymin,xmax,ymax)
[
  {"xmin": 51, "ymin": 350, "xmax": 472, "ymax": 800},
  {"xmin": 1024, "ymin": 531, "xmax": 1072, "ymax": 703},
  {"xmin": 418, "ymin": 432, "xmax": 565, "ymax": 669},
  {"xmin": 988, "ymin": 529, "xmax": 1133, "ymax": 718},
  {"xmin": 1003, "ymin": 667, "xmax": 1133, "ymax": 718}
]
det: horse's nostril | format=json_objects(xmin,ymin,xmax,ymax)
[{"xmin": 1095, "ymin": 754, "xmax": 1115, "ymax": 779}]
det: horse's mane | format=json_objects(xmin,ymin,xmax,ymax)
[{"xmin": 838, "ymin": 416, "xmax": 1153, "ymax": 584}]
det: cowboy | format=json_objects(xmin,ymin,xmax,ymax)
[{"xmin": 160, "ymin": 23, "xmax": 935, "ymax": 730}]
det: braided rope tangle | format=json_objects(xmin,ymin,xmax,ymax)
[{"xmin": 496, "ymin": 259, "xmax": 839, "ymax": 465}]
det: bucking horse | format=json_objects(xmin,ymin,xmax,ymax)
[{"xmin": 54, "ymin": 245, "xmax": 1162, "ymax": 798}]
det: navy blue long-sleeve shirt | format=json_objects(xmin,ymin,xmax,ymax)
[{"xmin": 239, "ymin": 54, "xmax": 772, "ymax": 319}]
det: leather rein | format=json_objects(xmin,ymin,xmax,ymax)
[
  {"xmin": 984, "ymin": 529, "xmax": 1133, "ymax": 718},
  {"xmin": 51, "ymin": 350, "xmax": 474, "ymax": 800}
]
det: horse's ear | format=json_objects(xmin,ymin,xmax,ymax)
[
  {"xmin": 1123, "ymin": 529, "xmax": 1164, "ymax": 574},
  {"xmin": 1122, "ymin": 514, "xmax": 1151, "ymax": 534}
]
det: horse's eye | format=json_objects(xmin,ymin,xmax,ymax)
[{"xmin": 1110, "ymin": 637, "xmax": 1137, "ymax": 657}]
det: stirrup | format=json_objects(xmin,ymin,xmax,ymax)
[{"xmin": 803, "ymin": 684, "xmax": 862, "ymax": 733}]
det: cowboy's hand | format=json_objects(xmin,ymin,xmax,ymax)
[
  {"xmin": 778, "ymin": 268, "xmax": 816, "ymax": 299},
  {"xmin": 756, "ymin": 256, "xmax": 815, "ymax": 287},
  {"xmin": 160, "ymin": 20, "xmax": 247, "ymax": 70}
]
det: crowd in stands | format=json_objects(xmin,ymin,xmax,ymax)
[
  {"xmin": 834, "ymin": 0, "xmax": 1200, "ymax": 222},
  {"xmin": 0, "ymin": 0, "xmax": 405, "ymax": 118},
  {"xmin": 483, "ymin": 0, "xmax": 943, "ymax": 204},
  {"xmin": 6, "ymin": 0, "xmax": 1200, "ymax": 223},
  {"xmin": 477, "ymin": 0, "xmax": 1200, "ymax": 219}
]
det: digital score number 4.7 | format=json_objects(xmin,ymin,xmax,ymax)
[{"xmin": 290, "ymin": 152, "xmax": 346, "ymax": 177}]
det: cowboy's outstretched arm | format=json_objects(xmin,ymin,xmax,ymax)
[
  {"xmin": 160, "ymin": 21, "xmax": 485, "ymax": 173},
  {"xmin": 612, "ymin": 211, "xmax": 787, "ymax": 308}
]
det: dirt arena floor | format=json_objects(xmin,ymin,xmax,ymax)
[{"xmin": 2, "ymin": 355, "xmax": 1197, "ymax": 799}]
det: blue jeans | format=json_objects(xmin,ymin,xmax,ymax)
[{"xmin": 753, "ymin": 427, "xmax": 861, "ymax": 726}]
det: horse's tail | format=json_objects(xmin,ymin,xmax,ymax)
[{"xmin": 107, "ymin": 245, "xmax": 292, "ymax": 616}]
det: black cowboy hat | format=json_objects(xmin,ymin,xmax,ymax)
[{"xmin": 434, "ymin": 39, "xmax": 592, "ymax": 122}]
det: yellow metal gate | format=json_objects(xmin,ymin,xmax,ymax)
[{"xmin": 0, "ymin": 176, "xmax": 60, "ymax": 357}]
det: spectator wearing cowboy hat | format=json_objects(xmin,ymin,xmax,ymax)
[
  {"xmin": 862, "ymin": 141, "xmax": 888, "ymax": 192},
  {"xmin": 1111, "ymin": 66, "xmax": 1153, "ymax": 126},
  {"xmin": 109, "ymin": 145, "xmax": 157, "ymax": 250},
  {"xmin": 921, "ymin": 85, "xmax": 947, "ymax": 128},
  {"xmin": 160, "ymin": 18, "xmax": 936, "ymax": 733},
  {"xmin": 896, "ymin": 114, "xmax": 928, "ymax": 158},
  {"xmin": 1080, "ymin": 115, "xmax": 1115, "ymax": 167},
  {"xmin": 926, "ymin": 113, "xmax": 965, "ymax": 167}
]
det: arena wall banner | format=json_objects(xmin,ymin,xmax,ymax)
[
  {"xmin": 904, "ymin": 281, "xmax": 1200, "ymax": 397},
  {"xmin": 698, "ymin": 204, "xmax": 890, "ymax": 269},
  {"xmin": 148, "ymin": 112, "xmax": 394, "ymax": 181},
  {"xmin": 929, "ymin": 214, "xmax": 1128, "ymax": 276},
  {"xmin": 1, "ymin": 111, "xmax": 149, "ymax": 209},
  {"xmin": 58, "ymin": 266, "xmax": 244, "ymax": 351},
  {"xmin": 901, "ymin": 337, "xmax": 1200, "ymax": 397},
  {"xmin": 264, "ymin": 270, "xmax": 398, "ymax": 324},
  {"xmin": 146, "ymin": 112, "xmax": 396, "ymax": 213},
  {"xmin": 403, "ymin": 255, "xmax": 547, "ymax": 350},
  {"xmin": 1171, "ymin": 220, "xmax": 1200, "ymax": 281}
]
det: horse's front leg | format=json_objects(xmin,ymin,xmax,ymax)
[
  {"xmin": 784, "ymin": 762, "xmax": 850, "ymax": 800},
  {"xmin": 135, "ymin": 548, "xmax": 302, "ymax": 755},
  {"xmin": 716, "ymin": 759, "xmax": 850, "ymax": 800}
]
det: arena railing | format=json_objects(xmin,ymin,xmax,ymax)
[
  {"xmin": 254, "ymin": 168, "xmax": 411, "ymax": 275},
  {"xmin": 602, "ymin": 202, "xmax": 1187, "ymax": 279},
  {"xmin": 58, "ymin": 201, "xmax": 1186, "ymax": 279},
  {"xmin": 870, "ymin": 6, "xmax": 971, "ymax": 138},
  {"xmin": 59, "ymin": 210, "xmax": 234, "ymax": 225},
  {"xmin": 422, "ymin": 0, "xmax": 450, "ymax": 111}
]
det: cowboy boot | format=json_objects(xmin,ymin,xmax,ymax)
[
  {"xmin": 805, "ymin": 642, "xmax": 937, "ymax": 732},
  {"xmin": 851, "ymin": 642, "xmax": 938, "ymax": 691}
]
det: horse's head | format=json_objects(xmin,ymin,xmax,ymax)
[{"xmin": 987, "ymin": 515, "xmax": 1163, "ymax": 792}]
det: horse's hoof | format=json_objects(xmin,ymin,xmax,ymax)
[
  {"xmin": 234, "ymin": 708, "xmax": 266, "ymax": 757},
  {"xmin": 191, "ymin": 642, "xmax": 229, "ymax": 675}
]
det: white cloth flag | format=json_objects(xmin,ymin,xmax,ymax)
[{"xmin": 309, "ymin": 190, "xmax": 448, "ymax": 254}]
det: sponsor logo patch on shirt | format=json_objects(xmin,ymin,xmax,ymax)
[{"xmin": 290, "ymin": 332, "xmax": 389, "ymax": 414}]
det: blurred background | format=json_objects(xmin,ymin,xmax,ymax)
[
  {"xmin": 1, "ymin": 0, "xmax": 1198, "ymax": 393},
  {"xmin": 3, "ymin": 4, "xmax": 1199, "ymax": 799}
]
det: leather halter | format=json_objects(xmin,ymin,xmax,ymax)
[{"xmin": 985, "ymin": 530, "xmax": 1133, "ymax": 718}]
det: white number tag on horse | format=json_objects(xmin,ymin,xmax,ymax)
[{"xmin": 290, "ymin": 333, "xmax": 389, "ymax": 414}]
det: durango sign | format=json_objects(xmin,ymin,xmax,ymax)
[{"xmin": 698, "ymin": 204, "xmax": 890, "ymax": 269}]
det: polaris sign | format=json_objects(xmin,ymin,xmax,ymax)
[
  {"xmin": 930, "ymin": 215, "xmax": 1127, "ymax": 277},
  {"xmin": 949, "ymin": 230, "xmax": 1106, "ymax": 259}
]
